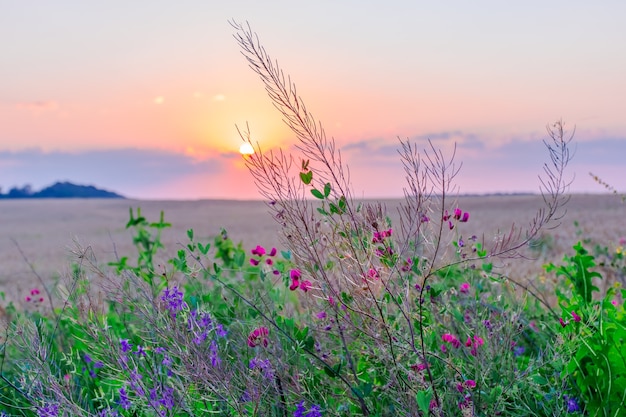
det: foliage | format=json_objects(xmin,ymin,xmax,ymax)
[{"xmin": 2, "ymin": 19, "xmax": 625, "ymax": 417}]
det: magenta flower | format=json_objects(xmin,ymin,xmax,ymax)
[
  {"xmin": 464, "ymin": 379, "xmax": 476, "ymax": 389},
  {"xmin": 442, "ymin": 333, "xmax": 461, "ymax": 349},
  {"xmin": 250, "ymin": 258, "xmax": 260, "ymax": 266},
  {"xmin": 247, "ymin": 327, "xmax": 269, "ymax": 348},
  {"xmin": 454, "ymin": 208, "xmax": 462, "ymax": 220},
  {"xmin": 251, "ymin": 245, "xmax": 266, "ymax": 256},
  {"xmin": 269, "ymin": 247, "xmax": 277, "ymax": 256},
  {"xmin": 571, "ymin": 311, "xmax": 582, "ymax": 322},
  {"xmin": 442, "ymin": 210, "xmax": 451, "ymax": 221},
  {"xmin": 460, "ymin": 212, "xmax": 470, "ymax": 222},
  {"xmin": 315, "ymin": 311, "xmax": 326, "ymax": 319},
  {"xmin": 559, "ymin": 318, "xmax": 568, "ymax": 328},
  {"xmin": 300, "ymin": 280, "xmax": 312, "ymax": 292},
  {"xmin": 459, "ymin": 282, "xmax": 470, "ymax": 294},
  {"xmin": 289, "ymin": 269, "xmax": 301, "ymax": 291}
]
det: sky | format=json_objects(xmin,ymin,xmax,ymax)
[{"xmin": 1, "ymin": 1, "xmax": 625, "ymax": 200}]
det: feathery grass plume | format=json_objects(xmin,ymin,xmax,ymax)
[{"xmin": 232, "ymin": 20, "xmax": 573, "ymax": 415}]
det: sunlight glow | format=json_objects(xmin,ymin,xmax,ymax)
[{"xmin": 239, "ymin": 142, "xmax": 255, "ymax": 155}]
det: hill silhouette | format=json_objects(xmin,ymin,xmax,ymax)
[{"xmin": 0, "ymin": 182, "xmax": 125, "ymax": 199}]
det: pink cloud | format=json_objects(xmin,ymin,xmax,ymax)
[{"xmin": 15, "ymin": 101, "xmax": 59, "ymax": 111}]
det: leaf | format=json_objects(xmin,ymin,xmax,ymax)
[
  {"xmin": 323, "ymin": 182, "xmax": 331, "ymax": 198},
  {"xmin": 416, "ymin": 389, "xmax": 433, "ymax": 414},
  {"xmin": 187, "ymin": 229, "xmax": 194, "ymax": 241},
  {"xmin": 311, "ymin": 188, "xmax": 324, "ymax": 199},
  {"xmin": 299, "ymin": 170, "xmax": 313, "ymax": 185},
  {"xmin": 317, "ymin": 207, "xmax": 329, "ymax": 216}
]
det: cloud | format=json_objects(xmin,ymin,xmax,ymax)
[
  {"xmin": 0, "ymin": 148, "xmax": 223, "ymax": 198},
  {"xmin": 15, "ymin": 100, "xmax": 59, "ymax": 111}
]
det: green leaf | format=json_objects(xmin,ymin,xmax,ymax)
[
  {"xmin": 416, "ymin": 389, "xmax": 433, "ymax": 414},
  {"xmin": 299, "ymin": 170, "xmax": 313, "ymax": 185},
  {"xmin": 187, "ymin": 229, "xmax": 194, "ymax": 241},
  {"xmin": 317, "ymin": 207, "xmax": 329, "ymax": 216},
  {"xmin": 311, "ymin": 188, "xmax": 324, "ymax": 199},
  {"xmin": 323, "ymin": 182, "xmax": 331, "ymax": 198},
  {"xmin": 198, "ymin": 243, "xmax": 210, "ymax": 255}
]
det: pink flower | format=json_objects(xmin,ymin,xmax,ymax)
[
  {"xmin": 269, "ymin": 247, "xmax": 277, "ymax": 257},
  {"xmin": 571, "ymin": 311, "xmax": 581, "ymax": 322},
  {"xmin": 442, "ymin": 210, "xmax": 451, "ymax": 221},
  {"xmin": 611, "ymin": 299, "xmax": 619, "ymax": 307},
  {"xmin": 454, "ymin": 208, "xmax": 462, "ymax": 220},
  {"xmin": 265, "ymin": 258, "xmax": 273, "ymax": 265},
  {"xmin": 464, "ymin": 379, "xmax": 476, "ymax": 389},
  {"xmin": 31, "ymin": 288, "xmax": 40, "ymax": 296},
  {"xmin": 300, "ymin": 280, "xmax": 312, "ymax": 292},
  {"xmin": 559, "ymin": 318, "xmax": 568, "ymax": 328},
  {"xmin": 251, "ymin": 245, "xmax": 266, "ymax": 256},
  {"xmin": 465, "ymin": 337, "xmax": 472, "ymax": 347},
  {"xmin": 460, "ymin": 212, "xmax": 470, "ymax": 222},
  {"xmin": 315, "ymin": 311, "xmax": 326, "ymax": 319},
  {"xmin": 459, "ymin": 282, "xmax": 470, "ymax": 294},
  {"xmin": 25, "ymin": 296, "xmax": 32, "ymax": 302},
  {"xmin": 442, "ymin": 333, "xmax": 461, "ymax": 349},
  {"xmin": 250, "ymin": 258, "xmax": 260, "ymax": 266},
  {"xmin": 289, "ymin": 269, "xmax": 301, "ymax": 291},
  {"xmin": 448, "ymin": 221, "xmax": 454, "ymax": 230},
  {"xmin": 473, "ymin": 336, "xmax": 484, "ymax": 347},
  {"xmin": 247, "ymin": 327, "xmax": 269, "ymax": 348},
  {"xmin": 328, "ymin": 296, "xmax": 335, "ymax": 306},
  {"xmin": 440, "ymin": 344, "xmax": 447, "ymax": 353}
]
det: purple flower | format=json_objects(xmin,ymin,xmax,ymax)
[
  {"xmin": 564, "ymin": 395, "xmax": 581, "ymax": 413},
  {"xmin": 37, "ymin": 403, "xmax": 59, "ymax": 417},
  {"xmin": 210, "ymin": 340, "xmax": 221, "ymax": 367},
  {"xmin": 160, "ymin": 286, "xmax": 186, "ymax": 316},
  {"xmin": 120, "ymin": 339, "xmax": 132, "ymax": 353},
  {"xmin": 83, "ymin": 354, "xmax": 92, "ymax": 363},
  {"xmin": 251, "ymin": 245, "xmax": 266, "ymax": 256},
  {"xmin": 118, "ymin": 388, "xmax": 131, "ymax": 410},
  {"xmin": 294, "ymin": 400, "xmax": 322, "ymax": 417},
  {"xmin": 513, "ymin": 346, "xmax": 525, "ymax": 357},
  {"xmin": 459, "ymin": 282, "xmax": 470, "ymax": 294},
  {"xmin": 460, "ymin": 212, "xmax": 470, "ymax": 222},
  {"xmin": 316, "ymin": 311, "xmax": 327, "ymax": 319},
  {"xmin": 249, "ymin": 357, "xmax": 274, "ymax": 379}
]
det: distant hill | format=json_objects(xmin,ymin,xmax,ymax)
[{"xmin": 0, "ymin": 182, "xmax": 125, "ymax": 199}]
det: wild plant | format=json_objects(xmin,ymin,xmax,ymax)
[
  {"xmin": 230, "ymin": 20, "xmax": 574, "ymax": 415},
  {"xmin": 0, "ymin": 20, "xmax": 610, "ymax": 417}
]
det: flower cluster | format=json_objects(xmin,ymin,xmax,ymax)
[
  {"xmin": 187, "ymin": 309, "xmax": 227, "ymax": 345},
  {"xmin": 248, "ymin": 326, "xmax": 269, "ymax": 348},
  {"xmin": 25, "ymin": 288, "xmax": 44, "ymax": 304},
  {"xmin": 443, "ymin": 208, "xmax": 470, "ymax": 229},
  {"xmin": 372, "ymin": 228, "xmax": 393, "ymax": 244},
  {"xmin": 249, "ymin": 244, "xmax": 281, "ymax": 275},
  {"xmin": 294, "ymin": 400, "xmax": 322, "ymax": 417},
  {"xmin": 249, "ymin": 357, "xmax": 274, "ymax": 379},
  {"xmin": 160, "ymin": 286, "xmax": 186, "ymax": 317},
  {"xmin": 441, "ymin": 333, "xmax": 484, "ymax": 356},
  {"xmin": 289, "ymin": 269, "xmax": 312, "ymax": 292}
]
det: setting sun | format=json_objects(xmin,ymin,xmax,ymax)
[{"xmin": 239, "ymin": 142, "xmax": 255, "ymax": 155}]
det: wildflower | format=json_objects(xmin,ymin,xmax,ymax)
[
  {"xmin": 269, "ymin": 247, "xmax": 277, "ymax": 256},
  {"xmin": 448, "ymin": 221, "xmax": 454, "ymax": 230},
  {"xmin": 316, "ymin": 311, "xmax": 327, "ymax": 319},
  {"xmin": 289, "ymin": 269, "xmax": 301, "ymax": 291},
  {"xmin": 464, "ymin": 379, "xmax": 476, "ymax": 389},
  {"xmin": 457, "ymin": 238, "xmax": 465, "ymax": 247},
  {"xmin": 160, "ymin": 286, "xmax": 186, "ymax": 316},
  {"xmin": 249, "ymin": 357, "xmax": 274, "ymax": 379},
  {"xmin": 248, "ymin": 326, "xmax": 269, "ymax": 348},
  {"xmin": 209, "ymin": 340, "xmax": 221, "ymax": 367},
  {"xmin": 559, "ymin": 318, "xmax": 568, "ymax": 328},
  {"xmin": 294, "ymin": 400, "xmax": 322, "ymax": 417},
  {"xmin": 513, "ymin": 346, "xmax": 525, "ymax": 357},
  {"xmin": 120, "ymin": 339, "xmax": 132, "ymax": 353},
  {"xmin": 411, "ymin": 362, "xmax": 428, "ymax": 372},
  {"xmin": 571, "ymin": 311, "xmax": 581, "ymax": 322},
  {"xmin": 266, "ymin": 258, "xmax": 273, "ymax": 265},
  {"xmin": 251, "ymin": 245, "xmax": 266, "ymax": 256},
  {"xmin": 300, "ymin": 280, "xmax": 312, "ymax": 292},
  {"xmin": 564, "ymin": 395, "xmax": 581, "ymax": 413},
  {"xmin": 401, "ymin": 258, "xmax": 413, "ymax": 272},
  {"xmin": 454, "ymin": 208, "xmax": 462, "ymax": 220},
  {"xmin": 465, "ymin": 337, "xmax": 472, "ymax": 347},
  {"xmin": 440, "ymin": 344, "xmax": 447, "ymax": 353},
  {"xmin": 420, "ymin": 214, "xmax": 430, "ymax": 223},
  {"xmin": 442, "ymin": 333, "xmax": 461, "ymax": 349},
  {"xmin": 460, "ymin": 212, "xmax": 470, "ymax": 222},
  {"xmin": 473, "ymin": 336, "xmax": 484, "ymax": 347},
  {"xmin": 37, "ymin": 403, "xmax": 59, "ymax": 417},
  {"xmin": 118, "ymin": 388, "xmax": 131, "ymax": 409},
  {"xmin": 442, "ymin": 210, "xmax": 451, "ymax": 221},
  {"xmin": 459, "ymin": 282, "xmax": 470, "ymax": 294},
  {"xmin": 250, "ymin": 258, "xmax": 260, "ymax": 266}
]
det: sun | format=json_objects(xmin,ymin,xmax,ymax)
[{"xmin": 239, "ymin": 142, "xmax": 255, "ymax": 156}]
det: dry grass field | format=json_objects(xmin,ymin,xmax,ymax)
[{"xmin": 1, "ymin": 194, "xmax": 624, "ymax": 307}]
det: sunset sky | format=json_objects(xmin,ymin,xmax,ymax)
[{"xmin": 1, "ymin": 1, "xmax": 625, "ymax": 200}]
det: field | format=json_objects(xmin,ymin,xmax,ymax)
[{"xmin": 1, "ymin": 194, "xmax": 623, "ymax": 306}]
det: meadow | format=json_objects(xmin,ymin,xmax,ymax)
[
  {"xmin": 2, "ymin": 194, "xmax": 624, "ymax": 305},
  {"xmin": 0, "ymin": 21, "xmax": 624, "ymax": 417}
]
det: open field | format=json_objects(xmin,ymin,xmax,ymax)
[{"xmin": 1, "ymin": 194, "xmax": 624, "ymax": 306}]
